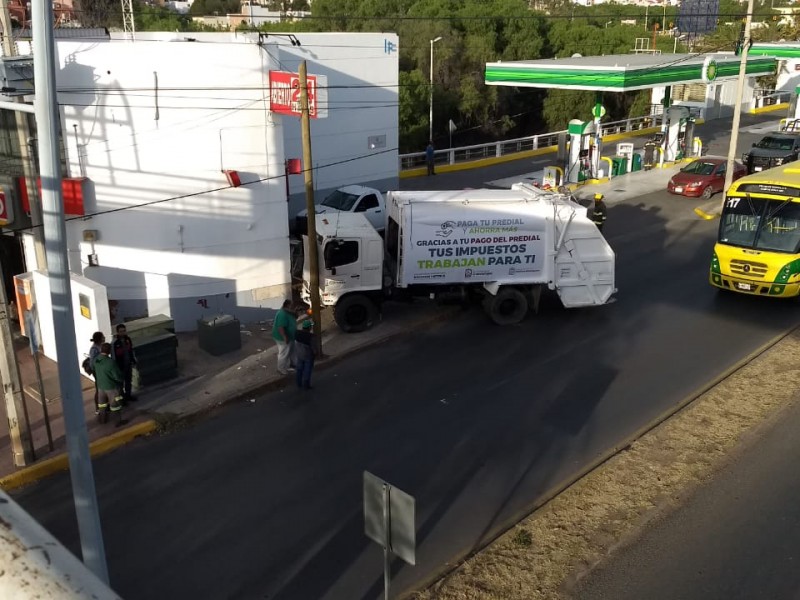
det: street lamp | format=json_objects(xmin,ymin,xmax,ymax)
[
  {"xmin": 429, "ymin": 36, "xmax": 442, "ymax": 144},
  {"xmin": 605, "ymin": 20, "xmax": 613, "ymax": 28},
  {"xmin": 673, "ymin": 33, "xmax": 687, "ymax": 53}
]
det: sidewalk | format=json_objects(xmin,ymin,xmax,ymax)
[{"xmin": 0, "ymin": 299, "xmax": 459, "ymax": 489}]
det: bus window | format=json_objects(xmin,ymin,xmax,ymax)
[
  {"xmin": 720, "ymin": 196, "xmax": 762, "ymax": 248},
  {"xmin": 755, "ymin": 202, "xmax": 800, "ymax": 253}
]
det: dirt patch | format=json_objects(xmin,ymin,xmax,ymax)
[{"xmin": 412, "ymin": 328, "xmax": 800, "ymax": 600}]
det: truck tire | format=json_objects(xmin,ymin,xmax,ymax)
[
  {"xmin": 334, "ymin": 294, "xmax": 377, "ymax": 333},
  {"xmin": 483, "ymin": 287, "xmax": 528, "ymax": 326}
]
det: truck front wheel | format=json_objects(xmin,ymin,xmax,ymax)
[
  {"xmin": 334, "ymin": 294, "xmax": 378, "ymax": 333},
  {"xmin": 483, "ymin": 287, "xmax": 528, "ymax": 326}
]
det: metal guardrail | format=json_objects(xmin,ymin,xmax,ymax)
[
  {"xmin": 752, "ymin": 88, "xmax": 792, "ymax": 110},
  {"xmin": 400, "ymin": 113, "xmax": 665, "ymax": 171}
]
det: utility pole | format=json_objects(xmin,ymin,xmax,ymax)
[
  {"xmin": 0, "ymin": 7, "xmax": 46, "ymax": 271},
  {"xmin": 0, "ymin": 260, "xmax": 33, "ymax": 467},
  {"xmin": 32, "ymin": 0, "xmax": 109, "ymax": 583},
  {"xmin": 0, "ymin": 7, "xmax": 34, "ymax": 467},
  {"xmin": 299, "ymin": 60, "xmax": 322, "ymax": 355},
  {"xmin": 723, "ymin": 0, "xmax": 754, "ymax": 196}
]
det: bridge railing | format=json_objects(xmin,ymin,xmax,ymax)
[{"xmin": 400, "ymin": 114, "xmax": 664, "ymax": 172}]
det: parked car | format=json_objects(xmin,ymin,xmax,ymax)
[
  {"xmin": 667, "ymin": 157, "xmax": 746, "ymax": 199},
  {"xmin": 295, "ymin": 185, "xmax": 385, "ymax": 234},
  {"xmin": 742, "ymin": 132, "xmax": 800, "ymax": 173}
]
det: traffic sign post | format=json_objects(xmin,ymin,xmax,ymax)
[{"xmin": 364, "ymin": 471, "xmax": 416, "ymax": 600}]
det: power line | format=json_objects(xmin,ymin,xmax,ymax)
[{"xmin": 12, "ymin": 145, "xmax": 399, "ymax": 233}]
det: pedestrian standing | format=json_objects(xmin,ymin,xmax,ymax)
[
  {"xmin": 88, "ymin": 331, "xmax": 105, "ymax": 414},
  {"xmin": 294, "ymin": 320, "xmax": 317, "ymax": 390},
  {"xmin": 426, "ymin": 140, "xmax": 436, "ymax": 176},
  {"xmin": 93, "ymin": 342, "xmax": 125, "ymax": 426},
  {"xmin": 112, "ymin": 323, "xmax": 137, "ymax": 403},
  {"xmin": 592, "ymin": 193, "xmax": 608, "ymax": 233},
  {"xmin": 272, "ymin": 299, "xmax": 297, "ymax": 375}
]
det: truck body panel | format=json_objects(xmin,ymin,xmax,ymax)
[{"xmin": 303, "ymin": 184, "xmax": 616, "ymax": 330}]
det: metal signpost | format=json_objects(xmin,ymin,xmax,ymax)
[
  {"xmin": 364, "ymin": 471, "xmax": 416, "ymax": 600},
  {"xmin": 24, "ymin": 309, "xmax": 53, "ymax": 451}
]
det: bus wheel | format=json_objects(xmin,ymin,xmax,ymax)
[
  {"xmin": 483, "ymin": 288, "xmax": 528, "ymax": 325},
  {"xmin": 702, "ymin": 186, "xmax": 714, "ymax": 199},
  {"xmin": 334, "ymin": 294, "xmax": 377, "ymax": 333}
]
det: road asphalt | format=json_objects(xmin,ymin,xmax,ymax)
[
  {"xmin": 571, "ymin": 397, "xmax": 800, "ymax": 600},
  {"xmin": 7, "ymin": 111, "xmax": 799, "ymax": 600}
]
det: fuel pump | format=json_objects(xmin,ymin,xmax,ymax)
[
  {"xmin": 566, "ymin": 119, "xmax": 601, "ymax": 184},
  {"xmin": 665, "ymin": 106, "xmax": 692, "ymax": 162}
]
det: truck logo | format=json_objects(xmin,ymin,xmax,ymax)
[{"xmin": 437, "ymin": 221, "xmax": 456, "ymax": 238}]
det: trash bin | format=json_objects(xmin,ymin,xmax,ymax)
[
  {"xmin": 197, "ymin": 314, "xmax": 241, "ymax": 356},
  {"xmin": 135, "ymin": 332, "xmax": 178, "ymax": 385},
  {"xmin": 631, "ymin": 153, "xmax": 643, "ymax": 172},
  {"xmin": 611, "ymin": 156, "xmax": 627, "ymax": 177}
]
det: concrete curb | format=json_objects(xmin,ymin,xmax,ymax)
[{"xmin": 0, "ymin": 420, "xmax": 158, "ymax": 492}]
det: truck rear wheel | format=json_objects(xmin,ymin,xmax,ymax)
[
  {"xmin": 334, "ymin": 294, "xmax": 377, "ymax": 333},
  {"xmin": 483, "ymin": 287, "xmax": 528, "ymax": 326}
]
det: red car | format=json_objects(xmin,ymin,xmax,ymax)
[{"xmin": 667, "ymin": 157, "xmax": 746, "ymax": 199}]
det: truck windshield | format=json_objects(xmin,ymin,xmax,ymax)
[
  {"xmin": 322, "ymin": 190, "xmax": 360, "ymax": 211},
  {"xmin": 720, "ymin": 196, "xmax": 800, "ymax": 253},
  {"xmin": 754, "ymin": 136, "xmax": 794, "ymax": 151}
]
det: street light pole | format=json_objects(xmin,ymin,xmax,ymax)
[
  {"xmin": 429, "ymin": 36, "xmax": 442, "ymax": 144},
  {"xmin": 723, "ymin": 0, "xmax": 754, "ymax": 195},
  {"xmin": 32, "ymin": 0, "xmax": 108, "ymax": 583},
  {"xmin": 697, "ymin": 0, "xmax": 754, "ymax": 220}
]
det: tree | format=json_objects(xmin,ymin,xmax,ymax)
[{"xmin": 75, "ymin": 0, "xmax": 123, "ymax": 27}]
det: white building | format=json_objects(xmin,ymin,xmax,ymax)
[{"xmin": 17, "ymin": 31, "xmax": 398, "ymax": 331}]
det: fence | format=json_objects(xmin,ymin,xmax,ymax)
[
  {"xmin": 752, "ymin": 88, "xmax": 792, "ymax": 111},
  {"xmin": 400, "ymin": 111, "xmax": 683, "ymax": 172}
]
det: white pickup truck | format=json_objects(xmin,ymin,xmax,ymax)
[{"xmin": 295, "ymin": 185, "xmax": 385, "ymax": 234}]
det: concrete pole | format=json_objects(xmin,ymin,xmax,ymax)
[
  {"xmin": 723, "ymin": 0, "xmax": 754, "ymax": 197},
  {"xmin": 299, "ymin": 60, "xmax": 322, "ymax": 355},
  {"xmin": 0, "ymin": 8, "xmax": 47, "ymax": 271},
  {"xmin": 429, "ymin": 37, "xmax": 442, "ymax": 144},
  {"xmin": 31, "ymin": 0, "xmax": 109, "ymax": 583},
  {"xmin": 0, "ymin": 7, "xmax": 34, "ymax": 471}
]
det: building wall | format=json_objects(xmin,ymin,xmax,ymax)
[
  {"xmin": 50, "ymin": 32, "xmax": 399, "ymax": 331},
  {"xmin": 651, "ymin": 77, "xmax": 755, "ymax": 121},
  {"xmin": 274, "ymin": 32, "xmax": 400, "ymax": 217},
  {"xmin": 56, "ymin": 37, "xmax": 290, "ymax": 330}
]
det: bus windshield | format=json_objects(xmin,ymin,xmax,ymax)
[{"xmin": 720, "ymin": 196, "xmax": 800, "ymax": 253}]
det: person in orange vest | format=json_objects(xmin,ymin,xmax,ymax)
[{"xmin": 592, "ymin": 193, "xmax": 608, "ymax": 233}]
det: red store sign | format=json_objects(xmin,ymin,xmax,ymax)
[{"xmin": 268, "ymin": 70, "xmax": 325, "ymax": 119}]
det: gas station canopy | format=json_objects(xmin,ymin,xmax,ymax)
[
  {"xmin": 750, "ymin": 43, "xmax": 800, "ymax": 58},
  {"xmin": 485, "ymin": 53, "xmax": 776, "ymax": 92}
]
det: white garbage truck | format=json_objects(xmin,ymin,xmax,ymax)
[{"xmin": 302, "ymin": 183, "xmax": 615, "ymax": 332}]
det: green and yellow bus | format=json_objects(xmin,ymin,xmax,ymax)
[{"xmin": 710, "ymin": 165, "xmax": 800, "ymax": 297}]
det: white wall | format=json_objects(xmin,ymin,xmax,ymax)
[
  {"xmin": 274, "ymin": 32, "xmax": 400, "ymax": 216},
  {"xmin": 651, "ymin": 77, "xmax": 756, "ymax": 121},
  {"xmin": 56, "ymin": 36, "xmax": 290, "ymax": 330},
  {"xmin": 31, "ymin": 270, "xmax": 111, "ymax": 367}
]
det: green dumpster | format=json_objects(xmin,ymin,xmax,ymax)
[
  {"xmin": 631, "ymin": 153, "xmax": 643, "ymax": 172},
  {"xmin": 611, "ymin": 156, "xmax": 627, "ymax": 177}
]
